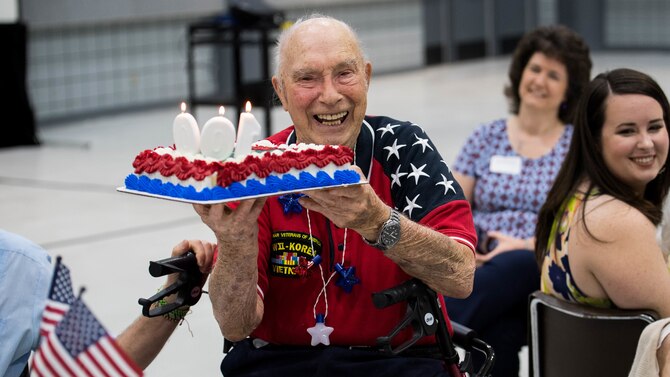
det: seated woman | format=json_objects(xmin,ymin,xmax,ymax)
[
  {"xmin": 445, "ymin": 25, "xmax": 591, "ymax": 376},
  {"xmin": 535, "ymin": 68, "xmax": 670, "ymax": 375}
]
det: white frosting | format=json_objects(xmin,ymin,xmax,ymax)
[
  {"xmin": 140, "ymin": 172, "xmax": 218, "ymax": 191},
  {"xmin": 252, "ymin": 139, "xmax": 276, "ymax": 149}
]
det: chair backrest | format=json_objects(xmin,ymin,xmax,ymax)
[{"xmin": 528, "ymin": 291, "xmax": 658, "ymax": 377}]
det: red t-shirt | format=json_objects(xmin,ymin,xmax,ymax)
[{"xmin": 247, "ymin": 116, "xmax": 476, "ymax": 347}]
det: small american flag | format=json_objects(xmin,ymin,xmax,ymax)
[
  {"xmin": 39, "ymin": 257, "xmax": 75, "ymax": 337},
  {"xmin": 31, "ymin": 296, "xmax": 143, "ymax": 377}
]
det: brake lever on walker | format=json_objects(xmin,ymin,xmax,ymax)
[
  {"xmin": 137, "ymin": 251, "xmax": 204, "ymax": 317},
  {"xmin": 372, "ymin": 279, "xmax": 461, "ymax": 368},
  {"xmin": 372, "ymin": 279, "xmax": 439, "ymax": 354}
]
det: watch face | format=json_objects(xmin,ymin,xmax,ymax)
[{"xmin": 381, "ymin": 223, "xmax": 400, "ymax": 247}]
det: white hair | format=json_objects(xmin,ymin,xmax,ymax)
[{"xmin": 273, "ymin": 14, "xmax": 367, "ymax": 90}]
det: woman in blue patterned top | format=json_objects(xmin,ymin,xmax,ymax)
[{"xmin": 445, "ymin": 25, "xmax": 592, "ymax": 376}]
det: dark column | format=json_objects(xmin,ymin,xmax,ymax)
[
  {"xmin": 557, "ymin": 0, "xmax": 604, "ymax": 50},
  {"xmin": 0, "ymin": 22, "xmax": 38, "ymax": 148}
]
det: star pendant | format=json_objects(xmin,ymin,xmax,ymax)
[
  {"xmin": 307, "ymin": 314, "xmax": 334, "ymax": 346},
  {"xmin": 278, "ymin": 193, "xmax": 305, "ymax": 215},
  {"xmin": 334, "ymin": 263, "xmax": 360, "ymax": 293}
]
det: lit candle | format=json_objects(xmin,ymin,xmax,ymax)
[
  {"xmin": 173, "ymin": 102, "xmax": 200, "ymax": 154},
  {"xmin": 234, "ymin": 101, "xmax": 262, "ymax": 158},
  {"xmin": 200, "ymin": 106, "xmax": 236, "ymax": 160}
]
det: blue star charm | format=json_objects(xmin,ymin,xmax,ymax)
[
  {"xmin": 334, "ymin": 263, "xmax": 360, "ymax": 293},
  {"xmin": 278, "ymin": 193, "xmax": 305, "ymax": 215}
]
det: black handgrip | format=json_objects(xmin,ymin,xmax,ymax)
[
  {"xmin": 451, "ymin": 321, "xmax": 496, "ymax": 377},
  {"xmin": 138, "ymin": 251, "xmax": 204, "ymax": 317},
  {"xmin": 149, "ymin": 251, "xmax": 198, "ymax": 277},
  {"xmin": 451, "ymin": 321, "xmax": 478, "ymax": 349},
  {"xmin": 372, "ymin": 279, "xmax": 419, "ymax": 309}
]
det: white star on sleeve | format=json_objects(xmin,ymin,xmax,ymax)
[
  {"xmin": 378, "ymin": 123, "xmax": 400, "ymax": 138},
  {"xmin": 383, "ymin": 139, "xmax": 407, "ymax": 161},
  {"xmin": 412, "ymin": 134, "xmax": 434, "ymax": 153},
  {"xmin": 441, "ymin": 160, "xmax": 452, "ymax": 173},
  {"xmin": 407, "ymin": 163, "xmax": 430, "ymax": 184},
  {"xmin": 403, "ymin": 194, "xmax": 423, "ymax": 218},
  {"xmin": 436, "ymin": 174, "xmax": 456, "ymax": 195},
  {"xmin": 391, "ymin": 165, "xmax": 408, "ymax": 188},
  {"xmin": 410, "ymin": 123, "xmax": 425, "ymax": 133}
]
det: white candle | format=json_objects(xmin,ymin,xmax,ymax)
[
  {"xmin": 173, "ymin": 102, "xmax": 200, "ymax": 154},
  {"xmin": 234, "ymin": 101, "xmax": 262, "ymax": 158},
  {"xmin": 200, "ymin": 106, "xmax": 236, "ymax": 160}
]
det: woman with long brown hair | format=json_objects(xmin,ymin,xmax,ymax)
[{"xmin": 536, "ymin": 68, "xmax": 670, "ymax": 374}]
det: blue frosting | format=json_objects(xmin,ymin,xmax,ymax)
[{"xmin": 124, "ymin": 170, "xmax": 361, "ymax": 202}]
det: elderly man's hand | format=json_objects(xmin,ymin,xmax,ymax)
[
  {"xmin": 298, "ymin": 166, "xmax": 389, "ymax": 240},
  {"xmin": 193, "ymin": 198, "xmax": 266, "ymax": 244}
]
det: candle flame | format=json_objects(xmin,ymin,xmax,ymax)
[
  {"xmin": 245, "ymin": 101, "xmax": 252, "ymax": 112},
  {"xmin": 180, "ymin": 102, "xmax": 186, "ymax": 113},
  {"xmin": 219, "ymin": 106, "xmax": 225, "ymax": 116}
]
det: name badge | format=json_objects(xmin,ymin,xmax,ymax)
[{"xmin": 489, "ymin": 155, "xmax": 522, "ymax": 175}]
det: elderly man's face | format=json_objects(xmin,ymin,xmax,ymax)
[{"xmin": 273, "ymin": 20, "xmax": 372, "ymax": 148}]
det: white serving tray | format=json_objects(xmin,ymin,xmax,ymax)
[{"xmin": 116, "ymin": 180, "xmax": 367, "ymax": 205}]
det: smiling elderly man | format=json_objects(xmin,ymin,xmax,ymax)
[{"xmin": 194, "ymin": 14, "xmax": 477, "ymax": 377}]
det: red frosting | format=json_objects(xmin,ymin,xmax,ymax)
[{"xmin": 132, "ymin": 145, "xmax": 354, "ymax": 187}]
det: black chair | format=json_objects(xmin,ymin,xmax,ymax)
[{"xmin": 528, "ymin": 290, "xmax": 658, "ymax": 377}]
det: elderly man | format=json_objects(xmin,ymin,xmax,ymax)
[{"xmin": 195, "ymin": 14, "xmax": 476, "ymax": 377}]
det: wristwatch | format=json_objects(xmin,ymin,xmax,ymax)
[{"xmin": 363, "ymin": 209, "xmax": 401, "ymax": 251}]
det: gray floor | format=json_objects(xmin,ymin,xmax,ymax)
[{"xmin": 3, "ymin": 51, "xmax": 670, "ymax": 376}]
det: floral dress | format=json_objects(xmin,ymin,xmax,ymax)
[{"xmin": 540, "ymin": 189, "xmax": 613, "ymax": 308}]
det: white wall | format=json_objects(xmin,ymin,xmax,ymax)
[
  {"xmin": 0, "ymin": 0, "xmax": 18, "ymax": 23},
  {"xmin": 21, "ymin": 0, "xmax": 222, "ymax": 27}
]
